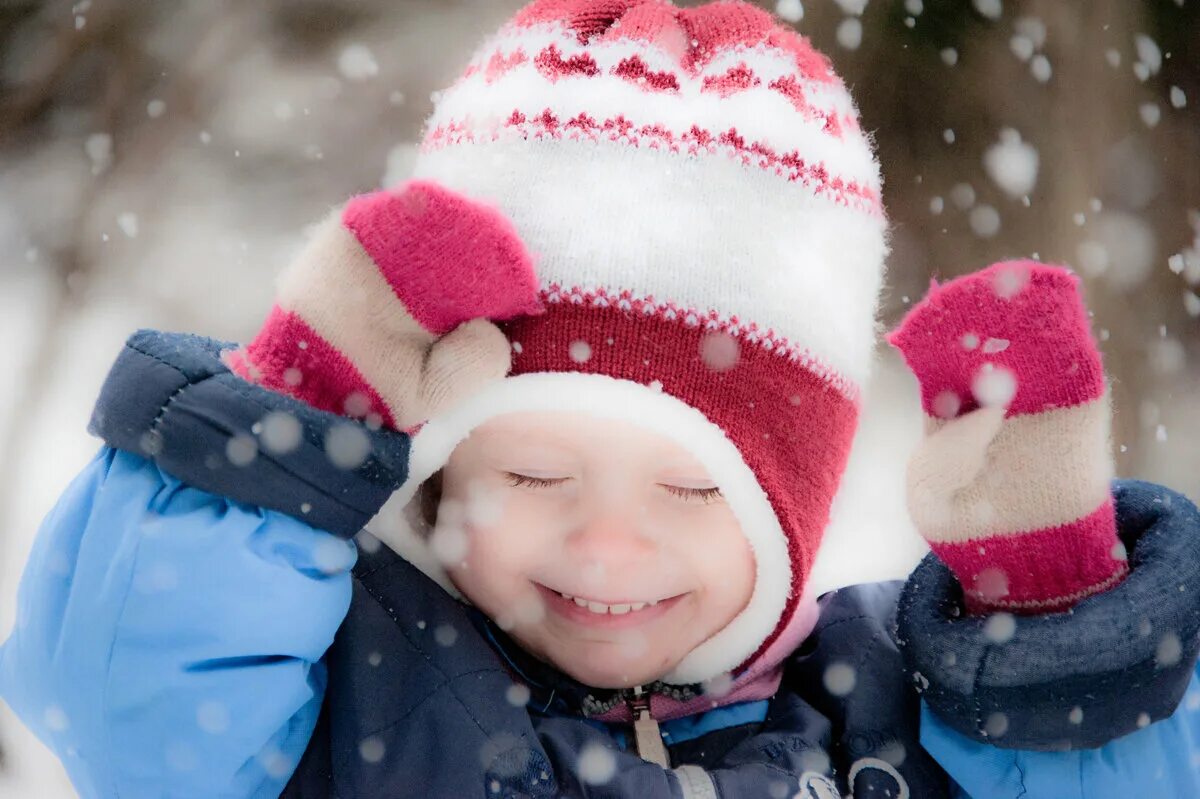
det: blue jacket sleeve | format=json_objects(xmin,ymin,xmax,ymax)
[
  {"xmin": 0, "ymin": 330, "xmax": 411, "ymax": 798},
  {"xmin": 921, "ymin": 667, "xmax": 1200, "ymax": 798},
  {"xmin": 0, "ymin": 446, "xmax": 356, "ymax": 798},
  {"xmin": 897, "ymin": 479, "xmax": 1200, "ymax": 798}
]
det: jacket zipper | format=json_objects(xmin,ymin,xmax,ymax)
[{"xmin": 628, "ymin": 686, "xmax": 669, "ymax": 767}]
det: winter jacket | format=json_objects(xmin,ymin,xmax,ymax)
[{"xmin": 2, "ymin": 330, "xmax": 1200, "ymax": 799}]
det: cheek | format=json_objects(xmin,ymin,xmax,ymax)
[
  {"xmin": 444, "ymin": 492, "xmax": 558, "ymax": 604},
  {"xmin": 686, "ymin": 512, "xmax": 756, "ymax": 616}
]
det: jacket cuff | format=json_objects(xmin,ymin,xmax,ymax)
[
  {"xmin": 897, "ymin": 479, "xmax": 1200, "ymax": 750},
  {"xmin": 88, "ymin": 329, "xmax": 410, "ymax": 538}
]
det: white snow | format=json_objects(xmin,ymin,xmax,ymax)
[
  {"xmin": 836, "ymin": 17, "xmax": 863, "ymax": 51},
  {"xmin": 1157, "ymin": 632, "xmax": 1183, "ymax": 667},
  {"xmin": 940, "ymin": 47, "xmax": 959, "ymax": 66},
  {"xmin": 774, "ymin": 0, "xmax": 804, "ymax": 24},
  {"xmin": 1170, "ymin": 86, "xmax": 1188, "ymax": 109},
  {"xmin": 338, "ymin": 44, "xmax": 380, "ymax": 81},
  {"xmin": 578, "ymin": 743, "xmax": 617, "ymax": 785},
  {"xmin": 832, "ymin": 0, "xmax": 869, "ymax": 15},
  {"xmin": 984, "ymin": 128, "xmax": 1039, "ymax": 198},
  {"xmin": 1030, "ymin": 54, "xmax": 1052, "ymax": 82},
  {"xmin": 972, "ymin": 363, "xmax": 1017, "ymax": 407},
  {"xmin": 700, "ymin": 332, "xmax": 739, "ymax": 372},
  {"xmin": 1014, "ymin": 16, "xmax": 1047, "ymax": 48},
  {"xmin": 973, "ymin": 0, "xmax": 1003, "ymax": 21},
  {"xmin": 983, "ymin": 613, "xmax": 1016, "ymax": 644},
  {"xmin": 359, "ymin": 736, "xmax": 386, "ymax": 763},
  {"xmin": 117, "ymin": 211, "xmax": 139, "ymax": 238},
  {"xmin": 1140, "ymin": 103, "xmax": 1162, "ymax": 128},
  {"xmin": 823, "ymin": 662, "xmax": 857, "ymax": 696},
  {"xmin": 1134, "ymin": 34, "xmax": 1162, "ymax": 75},
  {"xmin": 950, "ymin": 182, "xmax": 976, "ymax": 210},
  {"xmin": 568, "ymin": 339, "xmax": 593, "ymax": 364},
  {"xmin": 325, "ymin": 423, "xmax": 371, "ymax": 469},
  {"xmin": 969, "ymin": 204, "xmax": 1002, "ymax": 238},
  {"xmin": 258, "ymin": 410, "xmax": 302, "ymax": 454},
  {"xmin": 84, "ymin": 132, "xmax": 113, "ymax": 175}
]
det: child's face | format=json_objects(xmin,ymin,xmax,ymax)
[{"xmin": 437, "ymin": 410, "xmax": 755, "ymax": 689}]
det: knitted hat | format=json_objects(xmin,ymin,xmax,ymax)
[{"xmin": 370, "ymin": 0, "xmax": 887, "ymax": 696}]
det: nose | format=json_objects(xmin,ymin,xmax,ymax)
[{"xmin": 563, "ymin": 506, "xmax": 659, "ymax": 563}]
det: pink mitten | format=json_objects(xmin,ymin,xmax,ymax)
[
  {"xmin": 228, "ymin": 180, "xmax": 543, "ymax": 431},
  {"xmin": 887, "ymin": 260, "xmax": 1127, "ymax": 614}
]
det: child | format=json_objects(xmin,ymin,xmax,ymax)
[{"xmin": 3, "ymin": 1, "xmax": 1200, "ymax": 797}]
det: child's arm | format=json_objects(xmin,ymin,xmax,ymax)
[
  {"xmin": 889, "ymin": 261, "xmax": 1200, "ymax": 797},
  {"xmin": 0, "ymin": 181, "xmax": 542, "ymax": 798}
]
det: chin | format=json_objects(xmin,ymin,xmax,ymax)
[{"xmin": 550, "ymin": 645, "xmax": 676, "ymax": 690}]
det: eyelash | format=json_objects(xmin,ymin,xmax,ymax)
[{"xmin": 503, "ymin": 473, "xmax": 722, "ymax": 503}]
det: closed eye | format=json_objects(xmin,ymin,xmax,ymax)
[
  {"xmin": 505, "ymin": 472, "xmax": 569, "ymax": 489},
  {"xmin": 661, "ymin": 484, "xmax": 723, "ymax": 504}
]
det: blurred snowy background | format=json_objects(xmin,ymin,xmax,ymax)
[{"xmin": 0, "ymin": 0, "xmax": 1196, "ymax": 793}]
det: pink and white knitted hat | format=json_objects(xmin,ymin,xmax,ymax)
[{"xmin": 372, "ymin": 0, "xmax": 888, "ymax": 692}]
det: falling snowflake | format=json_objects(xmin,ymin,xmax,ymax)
[
  {"xmin": 775, "ymin": 0, "xmax": 803, "ymax": 23},
  {"xmin": 984, "ymin": 128, "xmax": 1039, "ymax": 198},
  {"xmin": 117, "ymin": 212, "xmax": 139, "ymax": 238},
  {"xmin": 359, "ymin": 736, "xmax": 386, "ymax": 763},
  {"xmin": 325, "ymin": 423, "xmax": 370, "ymax": 469},
  {"xmin": 226, "ymin": 434, "xmax": 258, "ymax": 466},
  {"xmin": 823, "ymin": 662, "xmax": 857, "ymax": 696},
  {"xmin": 983, "ymin": 612, "xmax": 1017, "ymax": 644},
  {"xmin": 973, "ymin": 0, "xmax": 1003, "ymax": 21},
  {"xmin": 259, "ymin": 410, "xmax": 303, "ymax": 454},
  {"xmin": 950, "ymin": 182, "xmax": 976, "ymax": 210},
  {"xmin": 984, "ymin": 711, "xmax": 1009, "ymax": 737},
  {"xmin": 1133, "ymin": 34, "xmax": 1162, "ymax": 76},
  {"xmin": 1029, "ymin": 54, "xmax": 1052, "ymax": 82},
  {"xmin": 569, "ymin": 340, "xmax": 593, "ymax": 363},
  {"xmin": 700, "ymin": 332, "xmax": 739, "ymax": 372},
  {"xmin": 85, "ymin": 132, "xmax": 113, "ymax": 175},
  {"xmin": 969, "ymin": 205, "xmax": 1002, "ymax": 238},
  {"xmin": 1140, "ymin": 103, "xmax": 1162, "ymax": 129},
  {"xmin": 506, "ymin": 683, "xmax": 532, "ymax": 707},
  {"xmin": 577, "ymin": 743, "xmax": 617, "ymax": 785},
  {"xmin": 196, "ymin": 701, "xmax": 231, "ymax": 734},
  {"xmin": 932, "ymin": 390, "xmax": 962, "ymax": 419},
  {"xmin": 972, "ymin": 363, "xmax": 1017, "ymax": 407},
  {"xmin": 338, "ymin": 44, "xmax": 380, "ymax": 81},
  {"xmin": 434, "ymin": 624, "xmax": 459, "ymax": 647},
  {"xmin": 832, "ymin": 0, "xmax": 868, "ymax": 14},
  {"xmin": 836, "ymin": 17, "xmax": 863, "ymax": 51}
]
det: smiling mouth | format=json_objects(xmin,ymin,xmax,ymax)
[{"xmin": 533, "ymin": 583, "xmax": 687, "ymax": 627}]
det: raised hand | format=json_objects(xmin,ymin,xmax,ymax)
[
  {"xmin": 228, "ymin": 179, "xmax": 544, "ymax": 431},
  {"xmin": 888, "ymin": 260, "xmax": 1126, "ymax": 614}
]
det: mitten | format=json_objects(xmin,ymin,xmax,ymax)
[
  {"xmin": 227, "ymin": 179, "xmax": 543, "ymax": 431},
  {"xmin": 887, "ymin": 260, "xmax": 1126, "ymax": 614}
]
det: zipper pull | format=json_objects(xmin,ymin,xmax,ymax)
[{"xmin": 628, "ymin": 686, "xmax": 669, "ymax": 768}]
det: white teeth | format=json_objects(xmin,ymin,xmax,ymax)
[{"xmin": 559, "ymin": 592, "xmax": 659, "ymax": 615}]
